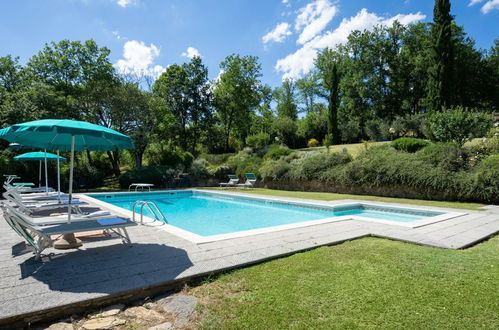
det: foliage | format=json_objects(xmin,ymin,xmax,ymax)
[
  {"xmin": 391, "ymin": 138, "xmax": 430, "ymax": 153},
  {"xmin": 226, "ymin": 148, "xmax": 262, "ymax": 177},
  {"xmin": 73, "ymin": 162, "xmax": 104, "ymax": 188},
  {"xmin": 259, "ymin": 159, "xmax": 291, "ymax": 181},
  {"xmin": 118, "ymin": 165, "xmax": 175, "ymax": 188},
  {"xmin": 425, "ymin": 107, "xmax": 493, "ymax": 145},
  {"xmin": 245, "ymin": 133, "xmax": 270, "ymax": 150},
  {"xmin": 271, "ymin": 116, "xmax": 297, "ymax": 147},
  {"xmin": 288, "ymin": 151, "xmax": 352, "ymax": 180},
  {"xmin": 323, "ymin": 134, "xmax": 333, "ymax": 151},
  {"xmin": 213, "ymin": 54, "xmax": 264, "ymax": 151},
  {"xmin": 274, "ymin": 79, "xmax": 298, "ymax": 120},
  {"xmin": 188, "ymin": 158, "xmax": 211, "ymax": 179},
  {"xmin": 264, "ymin": 145, "xmax": 293, "ymax": 160},
  {"xmin": 307, "ymin": 138, "xmax": 319, "ymax": 148}
]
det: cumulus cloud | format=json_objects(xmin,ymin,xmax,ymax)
[
  {"xmin": 262, "ymin": 22, "xmax": 292, "ymax": 44},
  {"xmin": 116, "ymin": 0, "xmax": 136, "ymax": 7},
  {"xmin": 468, "ymin": 0, "xmax": 499, "ymax": 13},
  {"xmin": 181, "ymin": 46, "xmax": 201, "ymax": 59},
  {"xmin": 276, "ymin": 8, "xmax": 426, "ymax": 80},
  {"xmin": 295, "ymin": 0, "xmax": 338, "ymax": 44},
  {"xmin": 115, "ymin": 40, "xmax": 165, "ymax": 77}
]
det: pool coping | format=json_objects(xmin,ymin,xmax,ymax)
[{"xmin": 79, "ymin": 189, "xmax": 466, "ymax": 244}]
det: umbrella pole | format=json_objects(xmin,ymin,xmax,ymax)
[
  {"xmin": 44, "ymin": 149, "xmax": 48, "ymax": 194},
  {"xmin": 38, "ymin": 160, "xmax": 41, "ymax": 187},
  {"xmin": 68, "ymin": 136, "xmax": 75, "ymax": 223},
  {"xmin": 55, "ymin": 135, "xmax": 82, "ymax": 249},
  {"xmin": 57, "ymin": 150, "xmax": 61, "ymax": 200}
]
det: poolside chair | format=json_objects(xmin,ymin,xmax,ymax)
[
  {"xmin": 1, "ymin": 204, "xmax": 136, "ymax": 260},
  {"xmin": 3, "ymin": 192, "xmax": 87, "ymax": 215},
  {"xmin": 219, "ymin": 174, "xmax": 240, "ymax": 188},
  {"xmin": 236, "ymin": 173, "xmax": 257, "ymax": 189}
]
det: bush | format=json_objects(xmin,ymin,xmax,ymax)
[
  {"xmin": 391, "ymin": 137, "xmax": 430, "ymax": 153},
  {"xmin": 74, "ymin": 162, "xmax": 104, "ymax": 188},
  {"xmin": 390, "ymin": 113, "xmax": 426, "ymax": 138},
  {"xmin": 425, "ymin": 107, "xmax": 493, "ymax": 145},
  {"xmin": 189, "ymin": 158, "xmax": 210, "ymax": 179},
  {"xmin": 415, "ymin": 142, "xmax": 466, "ymax": 171},
  {"xmin": 307, "ymin": 138, "xmax": 319, "ymax": 148},
  {"xmin": 264, "ymin": 145, "xmax": 293, "ymax": 160},
  {"xmin": 272, "ymin": 117, "xmax": 297, "ymax": 147},
  {"xmin": 323, "ymin": 134, "xmax": 333, "ymax": 151},
  {"xmin": 288, "ymin": 151, "xmax": 352, "ymax": 180},
  {"xmin": 260, "ymin": 159, "xmax": 291, "ymax": 181},
  {"xmin": 118, "ymin": 165, "xmax": 175, "ymax": 188},
  {"xmin": 246, "ymin": 133, "xmax": 271, "ymax": 150},
  {"xmin": 227, "ymin": 149, "xmax": 262, "ymax": 177},
  {"xmin": 466, "ymin": 154, "xmax": 499, "ymax": 203}
]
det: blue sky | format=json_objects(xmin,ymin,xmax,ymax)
[{"xmin": 0, "ymin": 0, "xmax": 497, "ymax": 87}]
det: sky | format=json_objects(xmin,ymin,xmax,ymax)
[{"xmin": 0, "ymin": 0, "xmax": 497, "ymax": 88}]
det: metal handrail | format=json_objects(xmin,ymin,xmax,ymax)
[{"xmin": 132, "ymin": 200, "xmax": 168, "ymax": 225}]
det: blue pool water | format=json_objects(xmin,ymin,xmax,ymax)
[{"xmin": 88, "ymin": 191, "xmax": 442, "ymax": 237}]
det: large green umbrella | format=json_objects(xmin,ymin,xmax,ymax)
[
  {"xmin": 0, "ymin": 119, "xmax": 134, "ymax": 248},
  {"xmin": 14, "ymin": 151, "xmax": 67, "ymax": 196}
]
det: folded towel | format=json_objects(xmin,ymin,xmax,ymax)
[
  {"xmin": 85, "ymin": 210, "xmax": 111, "ymax": 218},
  {"xmin": 97, "ymin": 217, "xmax": 127, "ymax": 225}
]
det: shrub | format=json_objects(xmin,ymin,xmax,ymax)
[
  {"xmin": 307, "ymin": 138, "xmax": 320, "ymax": 148},
  {"xmin": 272, "ymin": 117, "xmax": 297, "ymax": 147},
  {"xmin": 246, "ymin": 133, "xmax": 271, "ymax": 150},
  {"xmin": 264, "ymin": 145, "xmax": 293, "ymax": 160},
  {"xmin": 74, "ymin": 163, "xmax": 104, "ymax": 188},
  {"xmin": 466, "ymin": 154, "xmax": 499, "ymax": 203},
  {"xmin": 391, "ymin": 113, "xmax": 426, "ymax": 138},
  {"xmin": 227, "ymin": 149, "xmax": 262, "ymax": 177},
  {"xmin": 260, "ymin": 159, "xmax": 291, "ymax": 181},
  {"xmin": 118, "ymin": 165, "xmax": 174, "ymax": 188},
  {"xmin": 189, "ymin": 158, "xmax": 211, "ymax": 179},
  {"xmin": 200, "ymin": 153, "xmax": 232, "ymax": 166},
  {"xmin": 288, "ymin": 151, "xmax": 352, "ymax": 180},
  {"xmin": 415, "ymin": 142, "xmax": 466, "ymax": 171},
  {"xmin": 391, "ymin": 137, "xmax": 430, "ymax": 153},
  {"xmin": 425, "ymin": 107, "xmax": 493, "ymax": 145}
]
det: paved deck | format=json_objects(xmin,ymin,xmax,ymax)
[{"xmin": 0, "ymin": 191, "xmax": 498, "ymax": 327}]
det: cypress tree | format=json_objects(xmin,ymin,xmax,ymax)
[
  {"xmin": 328, "ymin": 62, "xmax": 340, "ymax": 144},
  {"xmin": 427, "ymin": 0, "xmax": 454, "ymax": 112}
]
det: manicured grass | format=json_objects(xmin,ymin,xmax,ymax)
[
  {"xmin": 190, "ymin": 237, "xmax": 499, "ymax": 329},
  {"xmin": 203, "ymin": 188, "xmax": 486, "ymax": 211},
  {"xmin": 298, "ymin": 141, "xmax": 390, "ymax": 157}
]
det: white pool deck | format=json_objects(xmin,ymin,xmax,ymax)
[{"xmin": 0, "ymin": 190, "xmax": 498, "ymax": 326}]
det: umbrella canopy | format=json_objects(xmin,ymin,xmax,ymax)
[
  {"xmin": 13, "ymin": 151, "xmax": 66, "ymax": 161},
  {"xmin": 0, "ymin": 119, "xmax": 134, "ymax": 151},
  {"xmin": 8, "ymin": 143, "xmax": 23, "ymax": 150}
]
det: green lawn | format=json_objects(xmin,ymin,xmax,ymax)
[
  {"xmin": 190, "ymin": 237, "xmax": 499, "ymax": 329},
  {"xmin": 203, "ymin": 188, "xmax": 486, "ymax": 211}
]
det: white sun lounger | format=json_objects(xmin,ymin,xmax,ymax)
[{"xmin": 1, "ymin": 204, "xmax": 136, "ymax": 260}]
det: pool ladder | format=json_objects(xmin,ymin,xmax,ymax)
[{"xmin": 132, "ymin": 200, "xmax": 168, "ymax": 225}]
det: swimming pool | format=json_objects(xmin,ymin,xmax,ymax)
[{"xmin": 83, "ymin": 190, "xmax": 464, "ymax": 242}]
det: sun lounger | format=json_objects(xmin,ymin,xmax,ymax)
[
  {"xmin": 236, "ymin": 173, "xmax": 257, "ymax": 188},
  {"xmin": 219, "ymin": 174, "xmax": 240, "ymax": 188},
  {"xmin": 3, "ymin": 192, "xmax": 86, "ymax": 215},
  {"xmin": 1, "ymin": 204, "xmax": 136, "ymax": 259}
]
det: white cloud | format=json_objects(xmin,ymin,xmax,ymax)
[
  {"xmin": 481, "ymin": 0, "xmax": 499, "ymax": 13},
  {"xmin": 112, "ymin": 31, "xmax": 124, "ymax": 40},
  {"xmin": 282, "ymin": 0, "xmax": 289, "ymax": 3},
  {"xmin": 262, "ymin": 22, "xmax": 292, "ymax": 44},
  {"xmin": 468, "ymin": 0, "xmax": 499, "ymax": 13},
  {"xmin": 468, "ymin": 0, "xmax": 484, "ymax": 6},
  {"xmin": 116, "ymin": 0, "xmax": 136, "ymax": 7},
  {"xmin": 295, "ymin": 0, "xmax": 338, "ymax": 44},
  {"xmin": 181, "ymin": 46, "xmax": 201, "ymax": 59},
  {"xmin": 115, "ymin": 40, "xmax": 165, "ymax": 77},
  {"xmin": 276, "ymin": 8, "xmax": 426, "ymax": 80}
]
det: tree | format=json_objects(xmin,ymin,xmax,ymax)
[
  {"xmin": 153, "ymin": 56, "xmax": 212, "ymax": 152},
  {"xmin": 213, "ymin": 54, "xmax": 263, "ymax": 151},
  {"xmin": 316, "ymin": 48, "xmax": 341, "ymax": 144},
  {"xmin": 296, "ymin": 73, "xmax": 321, "ymax": 114},
  {"xmin": 274, "ymin": 79, "xmax": 298, "ymax": 120},
  {"xmin": 427, "ymin": 0, "xmax": 454, "ymax": 112}
]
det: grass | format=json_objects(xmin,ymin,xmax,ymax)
[
  {"xmin": 203, "ymin": 188, "xmax": 486, "ymax": 211},
  {"xmin": 190, "ymin": 237, "xmax": 499, "ymax": 329}
]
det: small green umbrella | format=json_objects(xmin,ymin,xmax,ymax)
[
  {"xmin": 14, "ymin": 151, "xmax": 67, "ymax": 196},
  {"xmin": 1, "ymin": 119, "xmax": 134, "ymax": 248}
]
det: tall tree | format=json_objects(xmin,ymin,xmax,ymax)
[
  {"xmin": 153, "ymin": 56, "xmax": 212, "ymax": 152},
  {"xmin": 316, "ymin": 48, "xmax": 341, "ymax": 144},
  {"xmin": 213, "ymin": 54, "xmax": 263, "ymax": 151},
  {"xmin": 274, "ymin": 79, "xmax": 298, "ymax": 120},
  {"xmin": 427, "ymin": 0, "xmax": 454, "ymax": 111},
  {"xmin": 296, "ymin": 73, "xmax": 320, "ymax": 114}
]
